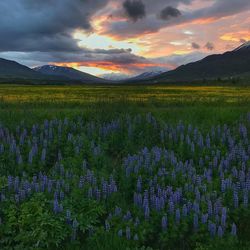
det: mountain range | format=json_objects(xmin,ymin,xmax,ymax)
[
  {"xmin": 33, "ymin": 65, "xmax": 107, "ymax": 83},
  {"xmin": 0, "ymin": 41, "xmax": 250, "ymax": 84},
  {"xmin": 152, "ymin": 41, "xmax": 250, "ymax": 82}
]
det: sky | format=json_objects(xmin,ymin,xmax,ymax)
[{"xmin": 0, "ymin": 0, "xmax": 250, "ymax": 77}]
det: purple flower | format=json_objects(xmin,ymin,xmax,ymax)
[
  {"xmin": 126, "ymin": 226, "xmax": 131, "ymax": 240},
  {"xmin": 115, "ymin": 206, "xmax": 122, "ymax": 216},
  {"xmin": 79, "ymin": 176, "xmax": 84, "ymax": 189},
  {"xmin": 162, "ymin": 216, "xmax": 167, "ymax": 231},
  {"xmin": 66, "ymin": 209, "xmax": 71, "ymax": 224},
  {"xmin": 105, "ymin": 220, "xmax": 110, "ymax": 231},
  {"xmin": 217, "ymin": 226, "xmax": 223, "ymax": 237},
  {"xmin": 134, "ymin": 234, "xmax": 139, "ymax": 241},
  {"xmin": 144, "ymin": 205, "xmax": 150, "ymax": 220},
  {"xmin": 182, "ymin": 204, "xmax": 188, "ymax": 217},
  {"xmin": 175, "ymin": 209, "xmax": 181, "ymax": 224},
  {"xmin": 118, "ymin": 229, "xmax": 123, "ymax": 237},
  {"xmin": 201, "ymin": 214, "xmax": 208, "ymax": 224},
  {"xmin": 41, "ymin": 148, "xmax": 46, "ymax": 162},
  {"xmin": 53, "ymin": 199, "xmax": 60, "ymax": 214},
  {"xmin": 208, "ymin": 222, "xmax": 216, "ymax": 237},
  {"xmin": 193, "ymin": 214, "xmax": 199, "ymax": 231},
  {"xmin": 233, "ymin": 192, "xmax": 239, "ymax": 208},
  {"xmin": 231, "ymin": 223, "xmax": 237, "ymax": 236}
]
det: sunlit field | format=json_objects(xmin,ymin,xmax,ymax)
[
  {"xmin": 0, "ymin": 84, "xmax": 250, "ymax": 250},
  {"xmin": 1, "ymin": 85, "xmax": 250, "ymax": 104}
]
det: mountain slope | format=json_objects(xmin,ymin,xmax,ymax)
[
  {"xmin": 0, "ymin": 58, "xmax": 43, "ymax": 79},
  {"xmin": 34, "ymin": 65, "xmax": 108, "ymax": 83},
  {"xmin": 153, "ymin": 41, "xmax": 250, "ymax": 82},
  {"xmin": 129, "ymin": 71, "xmax": 164, "ymax": 81}
]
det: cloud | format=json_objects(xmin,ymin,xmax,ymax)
[
  {"xmin": 0, "ymin": 48, "xmax": 167, "ymax": 74},
  {"xmin": 101, "ymin": 0, "xmax": 250, "ymax": 39},
  {"xmin": 191, "ymin": 42, "xmax": 200, "ymax": 49},
  {"xmin": 240, "ymin": 39, "xmax": 247, "ymax": 43},
  {"xmin": 0, "ymin": 0, "xmax": 109, "ymax": 52},
  {"xmin": 159, "ymin": 6, "xmax": 181, "ymax": 21},
  {"xmin": 123, "ymin": 0, "xmax": 146, "ymax": 22},
  {"xmin": 204, "ymin": 42, "xmax": 215, "ymax": 50}
]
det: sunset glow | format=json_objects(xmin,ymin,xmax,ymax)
[{"xmin": 1, "ymin": 0, "xmax": 249, "ymax": 76}]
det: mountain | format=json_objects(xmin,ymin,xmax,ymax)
[
  {"xmin": 100, "ymin": 73, "xmax": 130, "ymax": 81},
  {"xmin": 0, "ymin": 58, "xmax": 43, "ymax": 79},
  {"xmin": 34, "ymin": 65, "xmax": 108, "ymax": 83},
  {"xmin": 127, "ymin": 71, "xmax": 165, "ymax": 82},
  {"xmin": 152, "ymin": 41, "xmax": 250, "ymax": 82}
]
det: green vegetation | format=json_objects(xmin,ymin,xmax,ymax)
[{"xmin": 0, "ymin": 84, "xmax": 250, "ymax": 250}]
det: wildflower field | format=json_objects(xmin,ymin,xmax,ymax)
[{"xmin": 0, "ymin": 84, "xmax": 250, "ymax": 250}]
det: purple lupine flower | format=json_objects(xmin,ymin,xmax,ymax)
[
  {"xmin": 201, "ymin": 214, "xmax": 208, "ymax": 224},
  {"xmin": 162, "ymin": 216, "xmax": 167, "ymax": 231},
  {"xmin": 137, "ymin": 177, "xmax": 142, "ymax": 192},
  {"xmin": 41, "ymin": 148, "xmax": 46, "ymax": 162},
  {"xmin": 60, "ymin": 191, "xmax": 64, "ymax": 200},
  {"xmin": 134, "ymin": 234, "xmax": 139, "ymax": 241},
  {"xmin": 233, "ymin": 192, "xmax": 239, "ymax": 208},
  {"xmin": 105, "ymin": 220, "xmax": 110, "ymax": 231},
  {"xmin": 66, "ymin": 209, "xmax": 71, "ymax": 224},
  {"xmin": 144, "ymin": 205, "xmax": 150, "ymax": 220},
  {"xmin": 134, "ymin": 217, "xmax": 140, "ymax": 227},
  {"xmin": 126, "ymin": 226, "xmax": 131, "ymax": 240},
  {"xmin": 208, "ymin": 200, "xmax": 213, "ymax": 216},
  {"xmin": 243, "ymin": 191, "xmax": 248, "ymax": 207},
  {"xmin": 231, "ymin": 223, "xmax": 237, "ymax": 236},
  {"xmin": 118, "ymin": 229, "xmax": 123, "ymax": 237},
  {"xmin": 182, "ymin": 204, "xmax": 188, "ymax": 217},
  {"xmin": 169, "ymin": 201, "xmax": 174, "ymax": 214},
  {"xmin": 221, "ymin": 179, "xmax": 226, "ymax": 193},
  {"xmin": 53, "ymin": 199, "xmax": 60, "ymax": 214},
  {"xmin": 155, "ymin": 197, "xmax": 161, "ymax": 212},
  {"xmin": 28, "ymin": 150, "xmax": 33, "ymax": 164},
  {"xmin": 71, "ymin": 219, "xmax": 78, "ymax": 241},
  {"xmin": 208, "ymin": 222, "xmax": 216, "ymax": 237},
  {"xmin": 193, "ymin": 214, "xmax": 199, "ymax": 231},
  {"xmin": 175, "ymin": 209, "xmax": 181, "ymax": 224},
  {"xmin": 78, "ymin": 176, "xmax": 84, "ymax": 189},
  {"xmin": 7, "ymin": 176, "xmax": 13, "ymax": 190},
  {"xmin": 217, "ymin": 226, "xmax": 223, "ymax": 237},
  {"xmin": 115, "ymin": 206, "xmax": 122, "ymax": 216}
]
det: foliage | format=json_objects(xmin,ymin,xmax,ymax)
[{"xmin": 0, "ymin": 85, "xmax": 250, "ymax": 249}]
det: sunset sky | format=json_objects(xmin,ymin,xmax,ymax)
[{"xmin": 0, "ymin": 0, "xmax": 250, "ymax": 76}]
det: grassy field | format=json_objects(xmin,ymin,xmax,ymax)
[
  {"xmin": 0, "ymin": 84, "xmax": 250, "ymax": 250},
  {"xmin": 0, "ymin": 84, "xmax": 249, "ymax": 125}
]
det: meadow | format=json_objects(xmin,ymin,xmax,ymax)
[{"xmin": 0, "ymin": 84, "xmax": 250, "ymax": 250}]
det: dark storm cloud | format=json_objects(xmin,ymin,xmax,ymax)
[
  {"xmin": 0, "ymin": 48, "xmax": 160, "ymax": 74},
  {"xmin": 191, "ymin": 42, "xmax": 200, "ymax": 49},
  {"xmin": 205, "ymin": 42, "xmax": 215, "ymax": 51},
  {"xmin": 123, "ymin": 0, "xmax": 146, "ymax": 22},
  {"xmin": 103, "ymin": 0, "xmax": 250, "ymax": 39},
  {"xmin": 0, "ymin": 0, "xmax": 109, "ymax": 52},
  {"xmin": 159, "ymin": 6, "xmax": 181, "ymax": 21}
]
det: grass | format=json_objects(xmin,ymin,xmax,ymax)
[{"xmin": 0, "ymin": 84, "xmax": 249, "ymax": 126}]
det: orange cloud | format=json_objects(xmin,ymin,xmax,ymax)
[
  {"xmin": 53, "ymin": 61, "xmax": 166, "ymax": 74},
  {"xmin": 220, "ymin": 31, "xmax": 250, "ymax": 42}
]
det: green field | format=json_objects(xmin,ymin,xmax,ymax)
[
  {"xmin": 0, "ymin": 84, "xmax": 250, "ymax": 125},
  {"xmin": 0, "ymin": 84, "xmax": 250, "ymax": 250}
]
